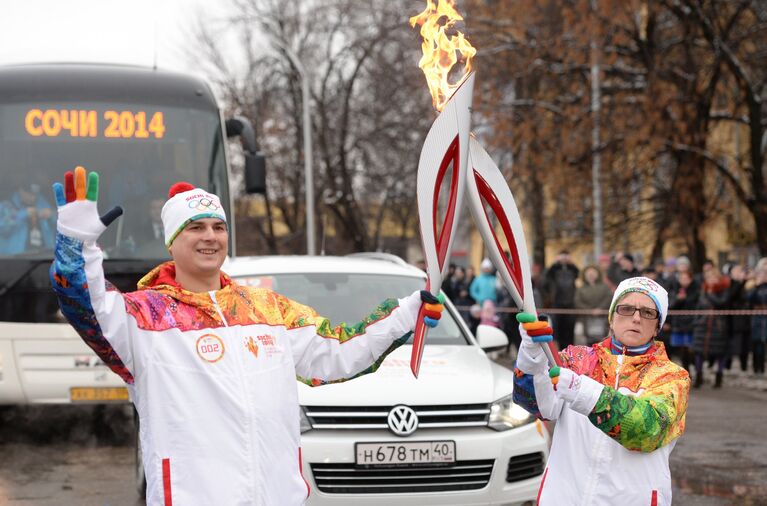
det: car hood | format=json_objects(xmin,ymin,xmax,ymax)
[{"xmin": 297, "ymin": 345, "xmax": 499, "ymax": 406}]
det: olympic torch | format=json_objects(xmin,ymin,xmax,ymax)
[
  {"xmin": 409, "ymin": 0, "xmax": 476, "ymax": 378},
  {"xmin": 465, "ymin": 136, "xmax": 562, "ymax": 367}
]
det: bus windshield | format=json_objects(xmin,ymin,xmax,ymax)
[{"xmin": 0, "ymin": 101, "xmax": 227, "ymax": 261}]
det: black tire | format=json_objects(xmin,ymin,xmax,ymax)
[{"xmin": 134, "ymin": 407, "xmax": 147, "ymax": 498}]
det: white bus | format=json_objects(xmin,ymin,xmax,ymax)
[{"xmin": 0, "ymin": 63, "xmax": 264, "ymax": 404}]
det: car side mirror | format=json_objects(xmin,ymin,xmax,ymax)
[
  {"xmin": 476, "ymin": 324, "xmax": 509, "ymax": 350},
  {"xmin": 244, "ymin": 153, "xmax": 266, "ymax": 194},
  {"xmin": 226, "ymin": 116, "xmax": 266, "ymax": 194}
]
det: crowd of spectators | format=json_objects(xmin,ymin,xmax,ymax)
[{"xmin": 442, "ymin": 251, "xmax": 767, "ymax": 388}]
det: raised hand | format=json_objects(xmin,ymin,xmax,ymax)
[{"xmin": 52, "ymin": 166, "xmax": 123, "ymax": 242}]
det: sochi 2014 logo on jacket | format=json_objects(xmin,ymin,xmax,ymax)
[
  {"xmin": 244, "ymin": 334, "xmax": 281, "ymax": 359},
  {"xmin": 196, "ymin": 333, "xmax": 225, "ymax": 363}
]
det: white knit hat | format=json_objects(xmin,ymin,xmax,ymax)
[
  {"xmin": 161, "ymin": 182, "xmax": 227, "ymax": 247},
  {"xmin": 608, "ymin": 276, "xmax": 669, "ymax": 327}
]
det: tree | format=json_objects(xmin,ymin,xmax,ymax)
[
  {"xmin": 469, "ymin": 0, "xmax": 767, "ymax": 267},
  {"xmin": 189, "ymin": 0, "xmax": 436, "ymax": 255}
]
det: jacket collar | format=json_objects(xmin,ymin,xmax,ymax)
[
  {"xmin": 138, "ymin": 262, "xmax": 235, "ymax": 309},
  {"xmin": 596, "ymin": 336, "xmax": 666, "ymax": 364}
]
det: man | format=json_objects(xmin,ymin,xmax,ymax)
[
  {"xmin": 50, "ymin": 167, "xmax": 443, "ymax": 505},
  {"xmin": 608, "ymin": 251, "xmax": 640, "ymax": 286},
  {"xmin": 513, "ymin": 277, "xmax": 690, "ymax": 505},
  {"xmin": 543, "ymin": 250, "xmax": 579, "ymax": 349},
  {"xmin": 440, "ymin": 263, "xmax": 457, "ymax": 301},
  {"xmin": 0, "ymin": 182, "xmax": 55, "ymax": 255}
]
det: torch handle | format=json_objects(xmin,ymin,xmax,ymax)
[
  {"xmin": 535, "ymin": 314, "xmax": 562, "ymax": 368},
  {"xmin": 542, "ymin": 342, "xmax": 562, "ymax": 368},
  {"xmin": 410, "ymin": 305, "xmax": 430, "ymax": 378}
]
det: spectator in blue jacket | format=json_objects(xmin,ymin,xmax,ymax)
[{"xmin": 470, "ymin": 258, "xmax": 498, "ymax": 306}]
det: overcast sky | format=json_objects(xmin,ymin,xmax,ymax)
[{"xmin": 0, "ymin": 0, "xmax": 229, "ymax": 78}]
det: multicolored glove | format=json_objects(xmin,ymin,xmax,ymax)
[
  {"xmin": 548, "ymin": 366, "xmax": 604, "ymax": 415},
  {"xmin": 53, "ymin": 166, "xmax": 123, "ymax": 242},
  {"xmin": 514, "ymin": 312, "xmax": 553, "ymax": 375},
  {"xmin": 420, "ymin": 290, "xmax": 445, "ymax": 328}
]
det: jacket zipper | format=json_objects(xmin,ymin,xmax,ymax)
[
  {"xmin": 209, "ymin": 291, "xmax": 260, "ymax": 502},
  {"xmin": 209, "ymin": 292, "xmax": 229, "ymax": 328},
  {"xmin": 614, "ymin": 345, "xmax": 627, "ymax": 389},
  {"xmin": 584, "ymin": 344, "xmax": 627, "ymax": 503}
]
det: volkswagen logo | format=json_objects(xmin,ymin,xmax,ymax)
[{"xmin": 387, "ymin": 405, "xmax": 418, "ymax": 436}]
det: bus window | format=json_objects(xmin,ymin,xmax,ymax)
[{"xmin": 0, "ymin": 103, "xmax": 228, "ymax": 260}]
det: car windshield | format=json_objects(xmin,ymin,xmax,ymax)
[{"xmin": 234, "ymin": 272, "xmax": 470, "ymax": 345}]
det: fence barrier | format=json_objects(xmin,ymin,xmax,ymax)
[{"xmin": 454, "ymin": 306, "xmax": 767, "ymax": 316}]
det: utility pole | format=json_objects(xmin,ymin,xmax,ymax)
[
  {"xmin": 273, "ymin": 40, "xmax": 316, "ymax": 255},
  {"xmin": 590, "ymin": 0, "xmax": 603, "ymax": 260}
]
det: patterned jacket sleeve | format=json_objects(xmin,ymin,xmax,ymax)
[
  {"xmin": 587, "ymin": 369, "xmax": 690, "ymax": 452},
  {"xmin": 513, "ymin": 348, "xmax": 569, "ymax": 421},
  {"xmin": 49, "ymin": 233, "xmax": 134, "ymax": 384},
  {"xmin": 277, "ymin": 292, "xmax": 420, "ymax": 386},
  {"xmin": 513, "ymin": 369, "xmax": 567, "ymax": 421}
]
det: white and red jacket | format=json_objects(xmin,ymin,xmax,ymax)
[
  {"xmin": 51, "ymin": 235, "xmax": 420, "ymax": 505},
  {"xmin": 513, "ymin": 340, "xmax": 690, "ymax": 505}
]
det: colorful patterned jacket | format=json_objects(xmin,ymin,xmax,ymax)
[
  {"xmin": 513, "ymin": 338, "xmax": 690, "ymax": 505},
  {"xmin": 50, "ymin": 234, "xmax": 419, "ymax": 506}
]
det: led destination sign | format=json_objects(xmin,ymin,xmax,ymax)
[{"xmin": 24, "ymin": 109, "xmax": 166, "ymax": 139}]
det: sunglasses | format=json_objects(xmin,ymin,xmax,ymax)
[{"xmin": 615, "ymin": 304, "xmax": 659, "ymax": 320}]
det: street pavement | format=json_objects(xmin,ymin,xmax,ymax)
[
  {"xmin": 670, "ymin": 364, "xmax": 767, "ymax": 505},
  {"xmin": 0, "ymin": 362, "xmax": 765, "ymax": 505}
]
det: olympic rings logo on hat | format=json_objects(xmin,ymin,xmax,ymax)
[
  {"xmin": 187, "ymin": 198, "xmax": 220, "ymax": 211},
  {"xmin": 635, "ymin": 277, "xmax": 661, "ymax": 292}
]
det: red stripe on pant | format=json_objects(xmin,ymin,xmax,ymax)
[
  {"xmin": 163, "ymin": 458, "xmax": 173, "ymax": 506},
  {"xmin": 299, "ymin": 448, "xmax": 311, "ymax": 498},
  {"xmin": 651, "ymin": 490, "xmax": 658, "ymax": 505},
  {"xmin": 536, "ymin": 467, "xmax": 548, "ymax": 505}
]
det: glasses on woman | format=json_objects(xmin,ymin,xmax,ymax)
[{"xmin": 615, "ymin": 304, "xmax": 659, "ymax": 320}]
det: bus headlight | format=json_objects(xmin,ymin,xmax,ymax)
[{"xmin": 488, "ymin": 394, "xmax": 533, "ymax": 431}]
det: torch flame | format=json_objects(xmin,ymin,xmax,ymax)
[{"xmin": 410, "ymin": 0, "xmax": 476, "ymax": 112}]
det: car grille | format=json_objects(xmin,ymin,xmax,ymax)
[
  {"xmin": 506, "ymin": 452, "xmax": 545, "ymax": 482},
  {"xmin": 310, "ymin": 459, "xmax": 495, "ymax": 494},
  {"xmin": 304, "ymin": 403, "xmax": 490, "ymax": 430}
]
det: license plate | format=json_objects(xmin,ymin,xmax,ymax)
[
  {"xmin": 355, "ymin": 441, "xmax": 455, "ymax": 465},
  {"xmin": 70, "ymin": 387, "xmax": 129, "ymax": 402}
]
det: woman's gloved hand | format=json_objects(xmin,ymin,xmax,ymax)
[
  {"xmin": 515, "ymin": 312, "xmax": 553, "ymax": 375},
  {"xmin": 53, "ymin": 166, "xmax": 123, "ymax": 243},
  {"xmin": 548, "ymin": 366, "xmax": 604, "ymax": 415}
]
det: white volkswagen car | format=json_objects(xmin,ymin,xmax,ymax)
[{"xmin": 223, "ymin": 253, "xmax": 550, "ymax": 506}]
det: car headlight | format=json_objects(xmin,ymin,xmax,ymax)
[
  {"xmin": 299, "ymin": 407, "xmax": 313, "ymax": 433},
  {"xmin": 488, "ymin": 394, "xmax": 533, "ymax": 431}
]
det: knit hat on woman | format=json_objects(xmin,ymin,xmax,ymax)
[{"xmin": 608, "ymin": 276, "xmax": 669, "ymax": 327}]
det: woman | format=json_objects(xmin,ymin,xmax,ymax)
[
  {"xmin": 668, "ymin": 270, "xmax": 699, "ymax": 371},
  {"xmin": 513, "ymin": 277, "xmax": 690, "ymax": 505},
  {"xmin": 574, "ymin": 265, "xmax": 613, "ymax": 344},
  {"xmin": 692, "ymin": 267, "xmax": 731, "ymax": 388}
]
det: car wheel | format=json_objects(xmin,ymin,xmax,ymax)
[{"xmin": 134, "ymin": 408, "xmax": 147, "ymax": 498}]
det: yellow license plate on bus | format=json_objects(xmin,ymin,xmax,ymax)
[{"xmin": 70, "ymin": 387, "xmax": 129, "ymax": 402}]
